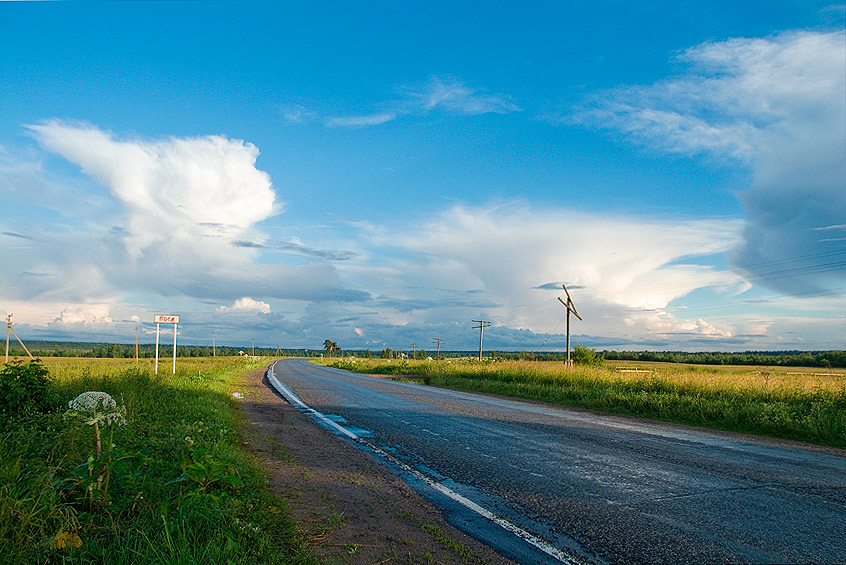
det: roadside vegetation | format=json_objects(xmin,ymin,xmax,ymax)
[
  {"xmin": 0, "ymin": 356, "xmax": 312, "ymax": 564},
  {"xmin": 317, "ymin": 354, "xmax": 846, "ymax": 449}
]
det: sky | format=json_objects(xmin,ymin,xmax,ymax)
[{"xmin": 1, "ymin": 1, "xmax": 844, "ymax": 352}]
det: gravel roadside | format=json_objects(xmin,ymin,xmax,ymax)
[{"xmin": 234, "ymin": 366, "xmax": 515, "ymax": 564}]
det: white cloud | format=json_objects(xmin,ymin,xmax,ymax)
[
  {"xmin": 53, "ymin": 304, "xmax": 114, "ymax": 326},
  {"xmin": 218, "ymin": 297, "xmax": 271, "ymax": 314},
  {"xmin": 325, "ymin": 113, "xmax": 396, "ymax": 127},
  {"xmin": 27, "ymin": 120, "xmax": 278, "ymax": 261},
  {"xmin": 350, "ymin": 204, "xmax": 746, "ymax": 345},
  {"xmin": 571, "ymin": 30, "xmax": 846, "ymax": 295}
]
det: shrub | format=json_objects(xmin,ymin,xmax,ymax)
[
  {"xmin": 572, "ymin": 345, "xmax": 603, "ymax": 366},
  {"xmin": 0, "ymin": 359, "xmax": 50, "ymax": 413}
]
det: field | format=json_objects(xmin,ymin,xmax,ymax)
[
  {"xmin": 0, "ymin": 356, "xmax": 312, "ymax": 564},
  {"xmin": 318, "ymin": 357, "xmax": 846, "ymax": 448}
]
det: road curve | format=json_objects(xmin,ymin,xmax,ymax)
[{"xmin": 268, "ymin": 359, "xmax": 846, "ymax": 564}]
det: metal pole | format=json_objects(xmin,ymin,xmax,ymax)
[
  {"xmin": 5, "ymin": 314, "xmax": 11, "ymax": 363},
  {"xmin": 566, "ymin": 307, "xmax": 572, "ymax": 367},
  {"xmin": 172, "ymin": 323, "xmax": 177, "ymax": 374},
  {"xmin": 155, "ymin": 323, "xmax": 160, "ymax": 374}
]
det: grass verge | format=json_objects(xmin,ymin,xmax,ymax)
[
  {"xmin": 1, "ymin": 357, "xmax": 314, "ymax": 564},
  {"xmin": 317, "ymin": 358, "xmax": 846, "ymax": 449}
]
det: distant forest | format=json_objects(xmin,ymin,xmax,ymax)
[{"xmin": 3, "ymin": 340, "xmax": 845, "ymax": 368}]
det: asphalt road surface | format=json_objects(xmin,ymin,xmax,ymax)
[{"xmin": 268, "ymin": 359, "xmax": 846, "ymax": 564}]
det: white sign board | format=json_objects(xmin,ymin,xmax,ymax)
[{"xmin": 154, "ymin": 314, "xmax": 180, "ymax": 324}]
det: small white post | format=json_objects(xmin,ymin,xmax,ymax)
[
  {"xmin": 172, "ymin": 323, "xmax": 178, "ymax": 374},
  {"xmin": 155, "ymin": 323, "xmax": 160, "ymax": 374}
]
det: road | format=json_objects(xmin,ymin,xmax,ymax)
[{"xmin": 268, "ymin": 359, "xmax": 846, "ymax": 564}]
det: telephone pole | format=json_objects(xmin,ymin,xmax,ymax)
[
  {"xmin": 432, "ymin": 337, "xmax": 444, "ymax": 359},
  {"xmin": 5, "ymin": 313, "xmax": 34, "ymax": 362},
  {"xmin": 411, "ymin": 343, "xmax": 417, "ymax": 359},
  {"xmin": 472, "ymin": 320, "xmax": 491, "ymax": 361},
  {"xmin": 557, "ymin": 284, "xmax": 582, "ymax": 368}
]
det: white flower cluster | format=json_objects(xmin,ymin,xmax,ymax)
[{"xmin": 68, "ymin": 391, "xmax": 127, "ymax": 426}]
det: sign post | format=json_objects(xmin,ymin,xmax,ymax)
[{"xmin": 153, "ymin": 314, "xmax": 180, "ymax": 374}]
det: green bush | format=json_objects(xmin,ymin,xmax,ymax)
[
  {"xmin": 0, "ymin": 359, "xmax": 50, "ymax": 413},
  {"xmin": 572, "ymin": 345, "xmax": 602, "ymax": 366}
]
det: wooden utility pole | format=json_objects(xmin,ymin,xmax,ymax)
[
  {"xmin": 212, "ymin": 331, "xmax": 216, "ymax": 357},
  {"xmin": 411, "ymin": 343, "xmax": 417, "ymax": 359},
  {"xmin": 135, "ymin": 325, "xmax": 139, "ymax": 366},
  {"xmin": 472, "ymin": 320, "xmax": 491, "ymax": 361},
  {"xmin": 557, "ymin": 284, "xmax": 582, "ymax": 368},
  {"xmin": 432, "ymin": 337, "xmax": 444, "ymax": 359},
  {"xmin": 5, "ymin": 313, "xmax": 34, "ymax": 362}
]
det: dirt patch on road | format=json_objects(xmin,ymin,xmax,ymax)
[{"xmin": 234, "ymin": 367, "xmax": 513, "ymax": 564}]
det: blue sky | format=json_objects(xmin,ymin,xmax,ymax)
[{"xmin": 1, "ymin": 1, "xmax": 844, "ymax": 352}]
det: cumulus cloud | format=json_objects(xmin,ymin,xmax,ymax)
[
  {"xmin": 52, "ymin": 304, "xmax": 114, "ymax": 326},
  {"xmin": 571, "ymin": 30, "xmax": 846, "ymax": 295},
  {"xmin": 218, "ymin": 297, "xmax": 271, "ymax": 314},
  {"xmin": 27, "ymin": 120, "xmax": 278, "ymax": 260}
]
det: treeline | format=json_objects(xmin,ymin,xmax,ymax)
[
  {"xmin": 2, "ymin": 341, "xmax": 313, "ymax": 359},
  {"xmin": 601, "ymin": 350, "xmax": 846, "ymax": 368}
]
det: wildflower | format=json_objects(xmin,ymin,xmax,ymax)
[{"xmin": 66, "ymin": 391, "xmax": 127, "ymax": 456}]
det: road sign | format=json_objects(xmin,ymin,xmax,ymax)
[{"xmin": 153, "ymin": 314, "xmax": 180, "ymax": 374}]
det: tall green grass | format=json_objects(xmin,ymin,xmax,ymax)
[
  {"xmin": 321, "ymin": 358, "xmax": 846, "ymax": 448},
  {"xmin": 0, "ymin": 357, "xmax": 313, "ymax": 564}
]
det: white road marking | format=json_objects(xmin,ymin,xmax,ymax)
[{"xmin": 267, "ymin": 362, "xmax": 578, "ymax": 564}]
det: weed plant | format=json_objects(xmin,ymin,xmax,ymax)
[
  {"xmin": 320, "ymin": 358, "xmax": 846, "ymax": 448},
  {"xmin": 0, "ymin": 357, "xmax": 313, "ymax": 564}
]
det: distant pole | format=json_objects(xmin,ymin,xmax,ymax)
[
  {"xmin": 472, "ymin": 320, "xmax": 491, "ymax": 361},
  {"xmin": 557, "ymin": 284, "xmax": 582, "ymax": 368},
  {"xmin": 432, "ymin": 337, "xmax": 444, "ymax": 359},
  {"xmin": 252, "ymin": 339, "xmax": 255, "ymax": 357},
  {"xmin": 411, "ymin": 343, "xmax": 417, "ymax": 359},
  {"xmin": 135, "ymin": 325, "xmax": 139, "ymax": 366},
  {"xmin": 212, "ymin": 331, "xmax": 216, "ymax": 357}
]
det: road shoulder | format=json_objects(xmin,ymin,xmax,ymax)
[{"xmin": 234, "ymin": 366, "xmax": 514, "ymax": 564}]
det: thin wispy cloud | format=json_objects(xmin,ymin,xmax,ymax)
[
  {"xmin": 324, "ymin": 76, "xmax": 518, "ymax": 128},
  {"xmin": 232, "ymin": 238, "xmax": 358, "ymax": 261},
  {"xmin": 407, "ymin": 76, "xmax": 520, "ymax": 115},
  {"xmin": 324, "ymin": 113, "xmax": 396, "ymax": 128}
]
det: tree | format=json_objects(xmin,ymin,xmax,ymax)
[
  {"xmin": 381, "ymin": 348, "xmax": 393, "ymax": 359},
  {"xmin": 323, "ymin": 340, "xmax": 339, "ymax": 357}
]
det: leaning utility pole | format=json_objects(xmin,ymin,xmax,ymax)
[
  {"xmin": 557, "ymin": 284, "xmax": 583, "ymax": 368},
  {"xmin": 472, "ymin": 320, "xmax": 491, "ymax": 361},
  {"xmin": 432, "ymin": 337, "xmax": 444, "ymax": 359},
  {"xmin": 5, "ymin": 313, "xmax": 34, "ymax": 362}
]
